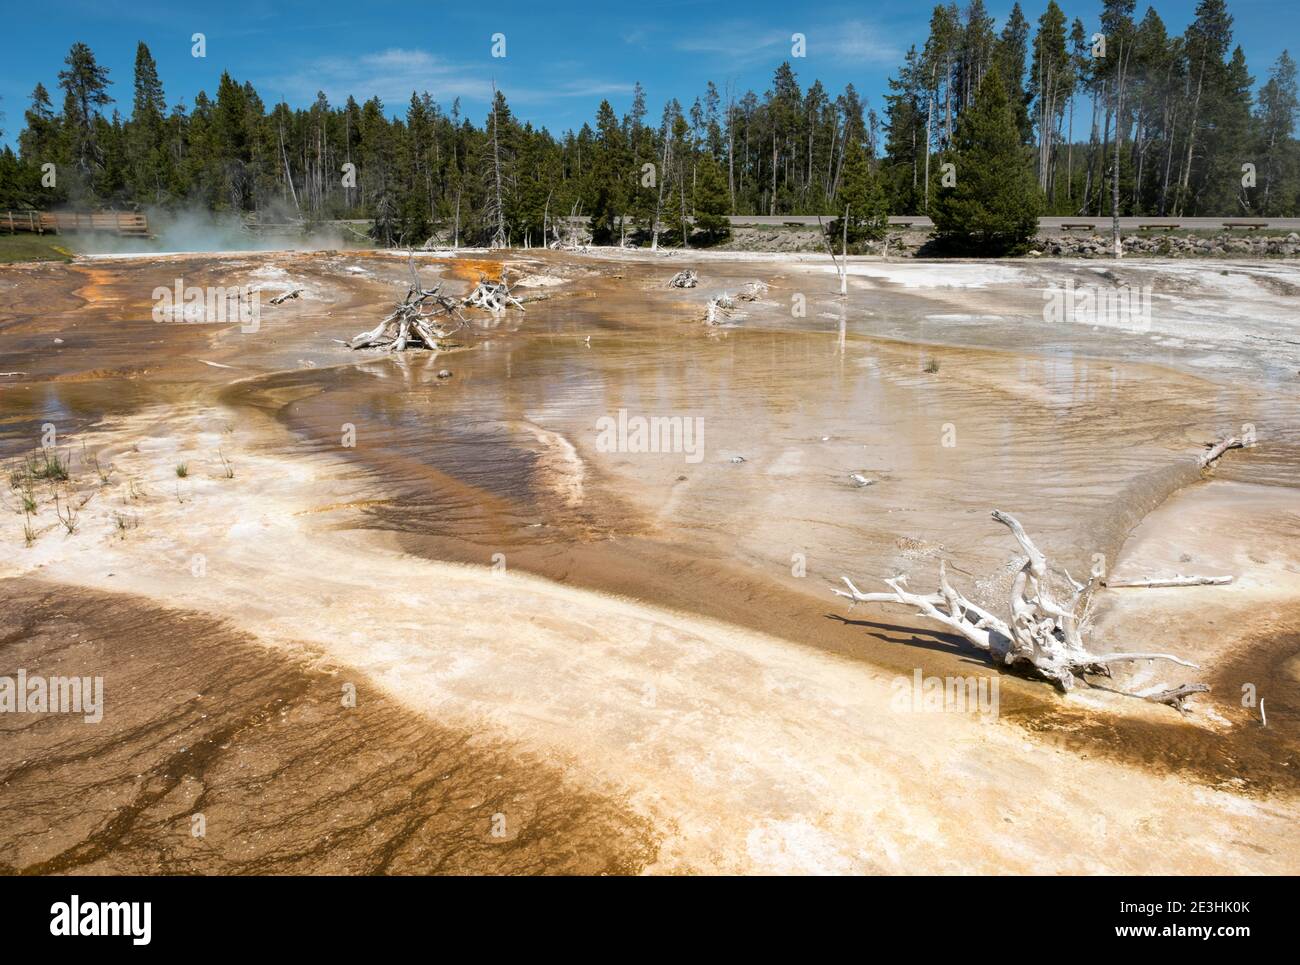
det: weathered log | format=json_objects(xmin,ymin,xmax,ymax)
[
  {"xmin": 270, "ymin": 288, "xmax": 304, "ymax": 305},
  {"xmin": 703, "ymin": 293, "xmax": 735, "ymax": 325},
  {"xmin": 1140, "ymin": 682, "xmax": 1210, "ymax": 712},
  {"xmin": 463, "ymin": 271, "xmax": 525, "ymax": 314},
  {"xmin": 835, "ymin": 510, "xmax": 1205, "ymax": 699},
  {"xmin": 703, "ymin": 282, "xmax": 768, "ymax": 325},
  {"xmin": 668, "ymin": 269, "xmax": 698, "ymax": 288},
  {"xmin": 1105, "ymin": 575, "xmax": 1233, "ymax": 588},
  {"xmin": 349, "ymin": 252, "xmax": 466, "ymax": 351},
  {"xmin": 1199, "ymin": 435, "xmax": 1244, "ymax": 469}
]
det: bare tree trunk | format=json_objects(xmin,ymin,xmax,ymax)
[
  {"xmin": 923, "ymin": 64, "xmax": 936, "ymax": 212},
  {"xmin": 726, "ymin": 86, "xmax": 735, "ymax": 210},
  {"xmin": 817, "ymin": 207, "xmax": 849, "ymax": 296},
  {"xmin": 770, "ymin": 132, "xmax": 777, "ymax": 216},
  {"xmin": 453, "ymin": 186, "xmax": 461, "ymax": 249},
  {"xmin": 279, "ymin": 122, "xmax": 300, "ymax": 216},
  {"xmin": 1111, "ymin": 43, "xmax": 1127, "ymax": 259},
  {"xmin": 680, "ymin": 146, "xmax": 691, "ymax": 248},
  {"xmin": 826, "ymin": 116, "xmax": 838, "ymax": 203},
  {"xmin": 652, "ymin": 127, "xmax": 672, "ymax": 251},
  {"xmin": 490, "ymin": 82, "xmax": 506, "ymax": 247},
  {"xmin": 1177, "ymin": 55, "xmax": 1206, "ymax": 217},
  {"xmin": 1081, "ymin": 83, "xmax": 1101, "ymax": 214},
  {"xmin": 1262, "ymin": 127, "xmax": 1278, "ymax": 214},
  {"xmin": 1066, "ymin": 94, "xmax": 1074, "ymax": 202}
]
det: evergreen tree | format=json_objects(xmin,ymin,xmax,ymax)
[
  {"xmin": 692, "ymin": 154, "xmax": 730, "ymax": 243},
  {"xmin": 57, "ymin": 41, "xmax": 112, "ymax": 193},
  {"xmin": 883, "ymin": 46, "xmax": 925, "ymax": 213},
  {"xmin": 1029, "ymin": 1, "xmax": 1071, "ymax": 202},
  {"xmin": 931, "ymin": 66, "xmax": 1041, "ymax": 252},
  {"xmin": 1255, "ymin": 50, "xmax": 1298, "ymax": 216},
  {"xmin": 6, "ymin": 13, "xmax": 1296, "ymax": 228},
  {"xmin": 996, "ymin": 3, "xmax": 1033, "ymax": 144},
  {"xmin": 1200, "ymin": 46, "xmax": 1253, "ymax": 213},
  {"xmin": 129, "ymin": 42, "xmax": 167, "ymax": 202},
  {"xmin": 211, "ymin": 72, "xmax": 253, "ymax": 210},
  {"xmin": 19, "ymin": 83, "xmax": 60, "ymax": 167},
  {"xmin": 1176, "ymin": 0, "xmax": 1235, "ymax": 214},
  {"xmin": 587, "ymin": 99, "xmax": 626, "ymax": 244},
  {"xmin": 831, "ymin": 139, "xmax": 889, "ymax": 244}
]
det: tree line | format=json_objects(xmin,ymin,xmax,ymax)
[
  {"xmin": 882, "ymin": 0, "xmax": 1297, "ymax": 222},
  {"xmin": 0, "ymin": 0, "xmax": 1295, "ymax": 251}
]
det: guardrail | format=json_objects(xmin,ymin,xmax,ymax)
[{"xmin": 2, "ymin": 210, "xmax": 150, "ymax": 237}]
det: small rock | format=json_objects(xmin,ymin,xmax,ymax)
[
  {"xmin": 849, "ymin": 472, "xmax": 874, "ymax": 487},
  {"xmin": 730, "ymin": 455, "xmax": 746, "ymax": 464},
  {"xmin": 437, "ymin": 369, "xmax": 452, "ymax": 379}
]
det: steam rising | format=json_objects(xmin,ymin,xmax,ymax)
[{"xmin": 78, "ymin": 205, "xmax": 360, "ymax": 255}]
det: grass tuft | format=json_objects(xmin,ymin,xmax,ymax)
[{"xmin": 29, "ymin": 448, "xmax": 69, "ymax": 481}]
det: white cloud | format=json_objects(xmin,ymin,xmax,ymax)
[
  {"xmin": 821, "ymin": 21, "xmax": 903, "ymax": 66},
  {"xmin": 674, "ymin": 20, "xmax": 901, "ymax": 68},
  {"xmin": 675, "ymin": 26, "xmax": 790, "ymax": 61},
  {"xmin": 257, "ymin": 47, "xmax": 636, "ymax": 125},
  {"xmin": 259, "ymin": 48, "xmax": 492, "ymax": 110}
]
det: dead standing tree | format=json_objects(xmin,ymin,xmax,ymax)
[
  {"xmin": 834, "ymin": 510, "xmax": 1204, "ymax": 697},
  {"xmin": 651, "ymin": 113, "xmax": 674, "ymax": 252},
  {"xmin": 818, "ymin": 207, "xmax": 850, "ymax": 296},
  {"xmin": 487, "ymin": 82, "xmax": 508, "ymax": 249}
]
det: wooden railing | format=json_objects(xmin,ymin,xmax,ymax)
[{"xmin": 2, "ymin": 210, "xmax": 151, "ymax": 237}]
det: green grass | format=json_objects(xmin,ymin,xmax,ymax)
[
  {"xmin": 28, "ymin": 449, "xmax": 69, "ymax": 481},
  {"xmin": 0, "ymin": 234, "xmax": 77, "ymax": 263}
]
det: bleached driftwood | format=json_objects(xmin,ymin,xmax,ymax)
[
  {"xmin": 668, "ymin": 269, "xmax": 698, "ymax": 288},
  {"xmin": 1140, "ymin": 682, "xmax": 1210, "ymax": 712},
  {"xmin": 463, "ymin": 272, "xmax": 525, "ymax": 314},
  {"xmin": 835, "ymin": 509, "xmax": 1203, "ymax": 696},
  {"xmin": 1199, "ymin": 435, "xmax": 1244, "ymax": 469},
  {"xmin": 704, "ymin": 293, "xmax": 736, "ymax": 325},
  {"xmin": 1105, "ymin": 575, "xmax": 1233, "ymax": 588},
  {"xmin": 703, "ymin": 282, "xmax": 768, "ymax": 325},
  {"xmin": 349, "ymin": 253, "xmax": 465, "ymax": 351},
  {"xmin": 270, "ymin": 288, "xmax": 304, "ymax": 305}
]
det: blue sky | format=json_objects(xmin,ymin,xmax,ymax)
[{"xmin": 0, "ymin": 0, "xmax": 1291, "ymax": 147}]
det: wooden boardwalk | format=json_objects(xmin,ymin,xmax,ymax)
[{"xmin": 3, "ymin": 210, "xmax": 150, "ymax": 237}]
